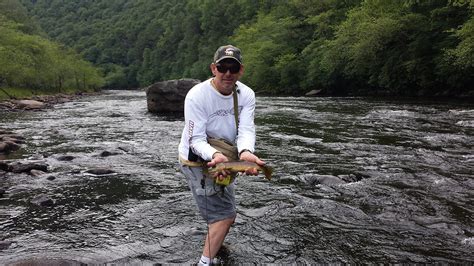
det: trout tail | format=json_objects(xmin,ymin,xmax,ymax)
[{"xmin": 261, "ymin": 166, "xmax": 273, "ymax": 180}]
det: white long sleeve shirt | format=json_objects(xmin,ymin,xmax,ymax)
[{"xmin": 178, "ymin": 78, "xmax": 256, "ymax": 162}]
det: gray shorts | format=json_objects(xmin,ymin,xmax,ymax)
[{"xmin": 179, "ymin": 164, "xmax": 236, "ymax": 224}]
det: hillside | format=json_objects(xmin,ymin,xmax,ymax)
[
  {"xmin": 0, "ymin": 0, "xmax": 104, "ymax": 100},
  {"xmin": 18, "ymin": 0, "xmax": 474, "ymax": 96}
]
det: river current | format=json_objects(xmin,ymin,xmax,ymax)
[{"xmin": 0, "ymin": 90, "xmax": 473, "ymax": 264}]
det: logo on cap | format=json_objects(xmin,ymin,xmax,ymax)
[{"xmin": 225, "ymin": 48, "xmax": 234, "ymax": 56}]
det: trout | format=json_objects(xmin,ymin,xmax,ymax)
[{"xmin": 208, "ymin": 161, "xmax": 272, "ymax": 181}]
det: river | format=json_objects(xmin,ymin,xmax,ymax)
[{"xmin": 0, "ymin": 90, "xmax": 473, "ymax": 264}]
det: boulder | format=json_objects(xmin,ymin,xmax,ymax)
[
  {"xmin": 145, "ymin": 78, "xmax": 200, "ymax": 114},
  {"xmin": 14, "ymin": 99, "xmax": 45, "ymax": 110}
]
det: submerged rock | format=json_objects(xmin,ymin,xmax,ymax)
[
  {"xmin": 31, "ymin": 194, "xmax": 55, "ymax": 207},
  {"xmin": 56, "ymin": 155, "xmax": 75, "ymax": 161},
  {"xmin": 8, "ymin": 162, "xmax": 48, "ymax": 173},
  {"xmin": 0, "ymin": 131, "xmax": 24, "ymax": 154},
  {"xmin": 9, "ymin": 258, "xmax": 84, "ymax": 266},
  {"xmin": 85, "ymin": 168, "xmax": 116, "ymax": 176}
]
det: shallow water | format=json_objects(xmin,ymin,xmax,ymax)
[{"xmin": 0, "ymin": 90, "xmax": 473, "ymax": 264}]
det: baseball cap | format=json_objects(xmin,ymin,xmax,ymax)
[{"xmin": 213, "ymin": 45, "xmax": 242, "ymax": 64}]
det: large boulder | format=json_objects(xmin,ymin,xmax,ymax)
[{"xmin": 145, "ymin": 78, "xmax": 200, "ymax": 114}]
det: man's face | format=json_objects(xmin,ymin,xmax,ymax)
[{"xmin": 210, "ymin": 59, "xmax": 244, "ymax": 95}]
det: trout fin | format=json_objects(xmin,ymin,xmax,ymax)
[{"xmin": 262, "ymin": 166, "xmax": 273, "ymax": 180}]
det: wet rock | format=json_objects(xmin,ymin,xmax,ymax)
[
  {"xmin": 339, "ymin": 174, "xmax": 363, "ymax": 183},
  {"xmin": 31, "ymin": 194, "xmax": 55, "ymax": 207},
  {"xmin": 0, "ymin": 140, "xmax": 20, "ymax": 153},
  {"xmin": 0, "ymin": 240, "xmax": 13, "ymax": 250},
  {"xmin": 118, "ymin": 146, "xmax": 129, "ymax": 153},
  {"xmin": 85, "ymin": 168, "xmax": 116, "ymax": 176},
  {"xmin": 305, "ymin": 175, "xmax": 345, "ymax": 186},
  {"xmin": 0, "ymin": 131, "xmax": 25, "ymax": 154},
  {"xmin": 9, "ymin": 258, "xmax": 84, "ymax": 266},
  {"xmin": 8, "ymin": 162, "xmax": 48, "ymax": 173},
  {"xmin": 1, "ymin": 135, "xmax": 25, "ymax": 144},
  {"xmin": 30, "ymin": 169, "xmax": 46, "ymax": 177},
  {"xmin": 145, "ymin": 78, "xmax": 200, "ymax": 114},
  {"xmin": 100, "ymin": 150, "xmax": 120, "ymax": 157},
  {"xmin": 46, "ymin": 175, "xmax": 56, "ymax": 181},
  {"xmin": 0, "ymin": 161, "xmax": 8, "ymax": 171},
  {"xmin": 57, "ymin": 155, "xmax": 75, "ymax": 161},
  {"xmin": 14, "ymin": 99, "xmax": 45, "ymax": 110},
  {"xmin": 69, "ymin": 169, "xmax": 81, "ymax": 174},
  {"xmin": 0, "ymin": 101, "xmax": 15, "ymax": 109}
]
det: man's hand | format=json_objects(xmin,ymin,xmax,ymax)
[
  {"xmin": 207, "ymin": 152, "xmax": 230, "ymax": 181},
  {"xmin": 239, "ymin": 150, "xmax": 265, "ymax": 176}
]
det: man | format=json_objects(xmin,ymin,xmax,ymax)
[{"xmin": 178, "ymin": 45, "xmax": 265, "ymax": 265}]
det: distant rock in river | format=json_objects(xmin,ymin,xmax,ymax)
[{"xmin": 145, "ymin": 78, "xmax": 200, "ymax": 114}]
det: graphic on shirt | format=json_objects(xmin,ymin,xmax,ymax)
[
  {"xmin": 209, "ymin": 106, "xmax": 243, "ymax": 120},
  {"xmin": 188, "ymin": 120, "xmax": 194, "ymax": 142}
]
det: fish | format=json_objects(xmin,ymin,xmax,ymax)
[{"xmin": 208, "ymin": 161, "xmax": 272, "ymax": 181}]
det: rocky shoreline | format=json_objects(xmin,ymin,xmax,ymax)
[
  {"xmin": 1, "ymin": 91, "xmax": 114, "ymax": 181},
  {"xmin": 0, "ymin": 92, "xmax": 91, "ymax": 111},
  {"xmin": 1, "ymin": 92, "xmax": 97, "ymax": 157}
]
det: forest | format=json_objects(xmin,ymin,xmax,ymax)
[
  {"xmin": 3, "ymin": 0, "xmax": 474, "ymax": 97},
  {"xmin": 0, "ymin": 0, "xmax": 104, "ymax": 98}
]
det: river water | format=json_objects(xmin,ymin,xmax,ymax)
[{"xmin": 0, "ymin": 90, "xmax": 473, "ymax": 264}]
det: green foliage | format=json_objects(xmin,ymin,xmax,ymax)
[
  {"xmin": 0, "ymin": 3, "xmax": 104, "ymax": 95},
  {"xmin": 13, "ymin": 0, "xmax": 474, "ymax": 96}
]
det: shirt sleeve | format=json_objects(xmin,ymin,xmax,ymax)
[
  {"xmin": 184, "ymin": 95, "xmax": 219, "ymax": 161},
  {"xmin": 236, "ymin": 90, "xmax": 256, "ymax": 154}
]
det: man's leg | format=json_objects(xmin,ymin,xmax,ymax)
[{"xmin": 202, "ymin": 216, "xmax": 235, "ymax": 258}]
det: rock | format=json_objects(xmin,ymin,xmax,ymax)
[
  {"xmin": 305, "ymin": 175, "xmax": 346, "ymax": 186},
  {"xmin": 118, "ymin": 146, "xmax": 129, "ymax": 153},
  {"xmin": 0, "ymin": 131, "xmax": 25, "ymax": 154},
  {"xmin": 31, "ymin": 194, "xmax": 54, "ymax": 207},
  {"xmin": 305, "ymin": 89, "xmax": 323, "ymax": 96},
  {"xmin": 46, "ymin": 175, "xmax": 56, "ymax": 181},
  {"xmin": 0, "ymin": 161, "xmax": 8, "ymax": 171},
  {"xmin": 85, "ymin": 168, "xmax": 116, "ymax": 176},
  {"xmin": 100, "ymin": 150, "xmax": 120, "ymax": 157},
  {"xmin": 0, "ymin": 135, "xmax": 25, "ymax": 144},
  {"xmin": 0, "ymin": 141, "xmax": 20, "ymax": 154},
  {"xmin": 8, "ymin": 162, "xmax": 48, "ymax": 173},
  {"xmin": 7, "ymin": 258, "xmax": 84, "ymax": 266},
  {"xmin": 0, "ymin": 188, "xmax": 5, "ymax": 198},
  {"xmin": 14, "ymin": 99, "xmax": 45, "ymax": 110},
  {"xmin": 0, "ymin": 102, "xmax": 15, "ymax": 110},
  {"xmin": 30, "ymin": 169, "xmax": 46, "ymax": 177},
  {"xmin": 2, "ymin": 141, "xmax": 20, "ymax": 152},
  {"xmin": 0, "ymin": 240, "xmax": 12, "ymax": 250},
  {"xmin": 145, "ymin": 78, "xmax": 200, "ymax": 114},
  {"xmin": 56, "ymin": 155, "xmax": 75, "ymax": 161}
]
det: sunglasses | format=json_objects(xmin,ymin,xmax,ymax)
[{"xmin": 216, "ymin": 63, "xmax": 241, "ymax": 74}]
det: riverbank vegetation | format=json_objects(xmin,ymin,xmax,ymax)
[
  {"xmin": 9, "ymin": 0, "xmax": 474, "ymax": 97},
  {"xmin": 0, "ymin": 0, "xmax": 104, "ymax": 100}
]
